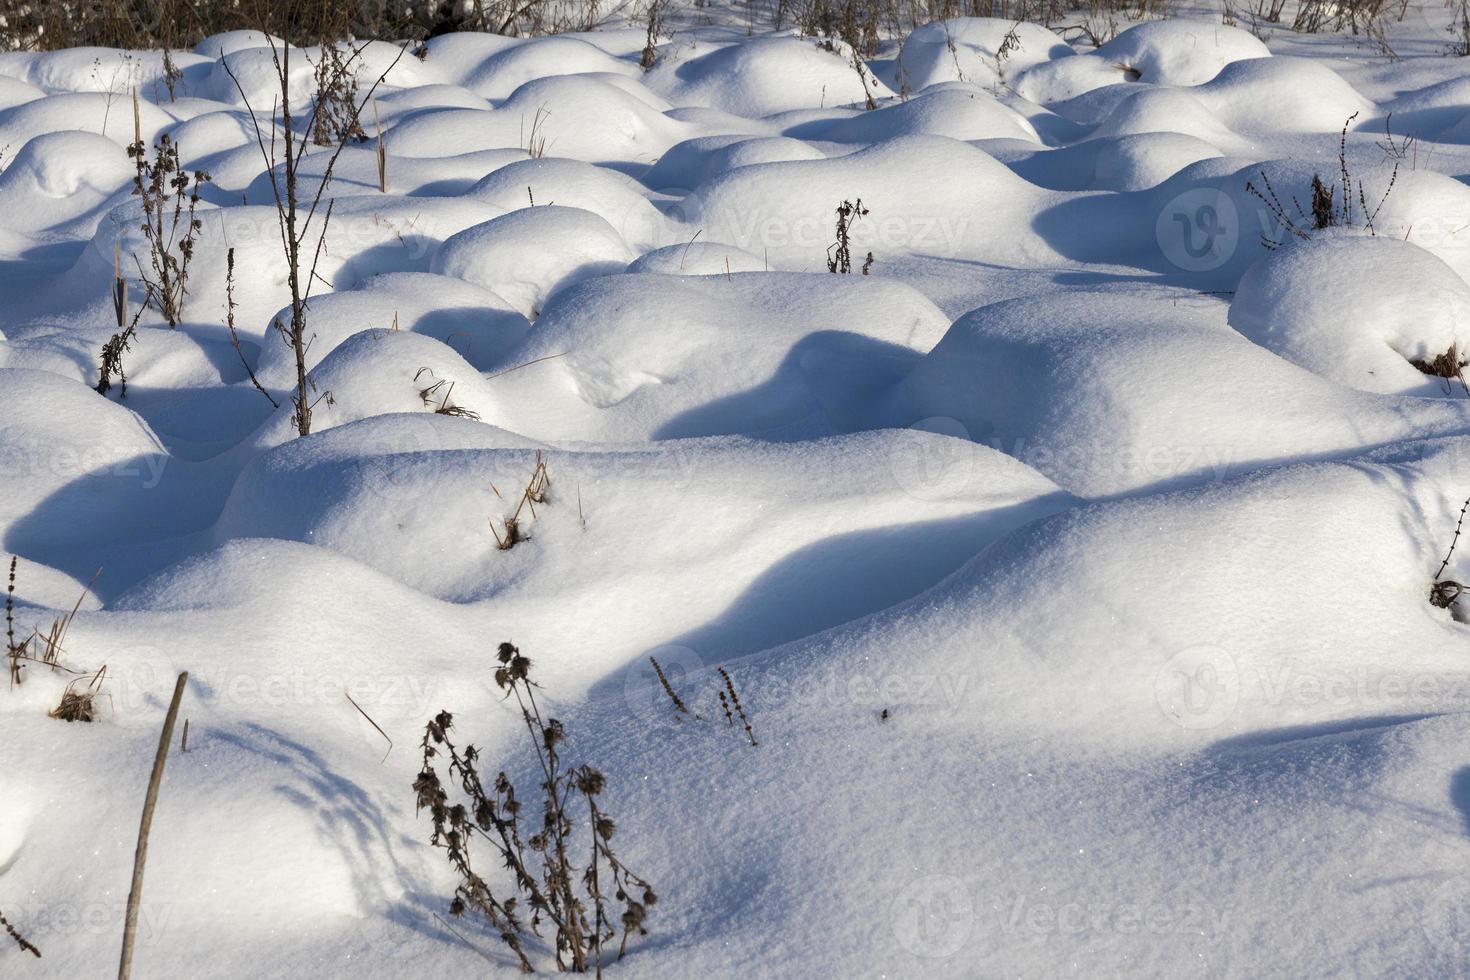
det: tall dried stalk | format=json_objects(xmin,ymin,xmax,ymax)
[{"xmin": 221, "ymin": 37, "xmax": 405, "ymax": 436}]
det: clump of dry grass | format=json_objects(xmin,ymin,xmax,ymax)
[
  {"xmin": 1411, "ymin": 343, "xmax": 1470, "ymax": 396},
  {"xmin": 490, "ymin": 452, "xmax": 551, "ymax": 551},
  {"xmin": 6, "ymin": 558, "xmax": 110, "ymax": 720},
  {"xmin": 49, "ymin": 666, "xmax": 108, "ymax": 723},
  {"xmin": 414, "ymin": 641, "xmax": 657, "ymax": 973},
  {"xmin": 416, "ymin": 368, "xmax": 482, "ymax": 420}
]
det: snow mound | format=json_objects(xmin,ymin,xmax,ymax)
[
  {"xmin": 0, "ymin": 74, "xmax": 44, "ymax": 110},
  {"xmin": 1228, "ymin": 232, "xmax": 1470, "ymax": 395},
  {"xmin": 1090, "ymin": 87, "xmax": 1245, "ymax": 150},
  {"xmin": 627, "ymin": 241, "xmax": 766, "ymax": 275},
  {"xmin": 1091, "ymin": 131, "xmax": 1226, "ymax": 191},
  {"xmin": 0, "ymin": 368, "xmax": 170, "ymax": 549},
  {"xmin": 1016, "ymin": 20, "xmax": 1269, "ymax": 101},
  {"xmin": 243, "ymin": 144, "xmax": 527, "ymax": 200},
  {"xmin": 0, "ymin": 131, "xmax": 131, "ymax": 233},
  {"xmin": 897, "ymin": 18, "xmax": 1073, "ymax": 92},
  {"xmin": 245, "ymin": 330, "xmax": 505, "ymax": 448},
  {"xmin": 0, "ymin": 91, "xmax": 174, "ymax": 150},
  {"xmin": 783, "ymin": 86, "xmax": 1040, "ymax": 143},
  {"xmin": 431, "ymin": 205, "xmax": 636, "ymax": 317},
  {"xmin": 1194, "ymin": 56, "xmax": 1374, "ymax": 135},
  {"xmin": 254, "ymin": 271, "xmax": 529, "ymax": 385},
  {"xmin": 884, "ymin": 289, "xmax": 1470, "ymax": 495},
  {"xmin": 463, "ymin": 35, "xmax": 640, "ymax": 101},
  {"xmin": 77, "ymin": 196, "xmax": 504, "ymax": 337},
  {"xmin": 641, "ymin": 135, "xmax": 823, "ymax": 191},
  {"xmin": 645, "ymin": 37, "xmax": 894, "ymax": 116},
  {"xmin": 387, "ymin": 74, "xmax": 690, "ymax": 163},
  {"xmin": 688, "ymin": 134, "xmax": 1057, "ymax": 268},
  {"xmin": 217, "ymin": 424, "xmax": 1068, "ymax": 620},
  {"xmin": 485, "ymin": 271, "xmax": 951, "ymax": 442},
  {"xmin": 461, "ymin": 157, "xmax": 670, "ymax": 249}
]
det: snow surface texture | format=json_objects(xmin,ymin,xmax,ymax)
[{"xmin": 7, "ymin": 8, "xmax": 1470, "ymax": 979}]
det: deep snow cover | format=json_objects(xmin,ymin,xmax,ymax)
[{"xmin": 8, "ymin": 6, "xmax": 1470, "ymax": 978}]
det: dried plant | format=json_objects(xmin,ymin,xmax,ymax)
[
  {"xmin": 160, "ymin": 47, "xmax": 183, "ymax": 101},
  {"xmin": 50, "ymin": 665, "xmax": 108, "ymax": 723},
  {"xmin": 640, "ymin": 0, "xmax": 665, "ymax": 69},
  {"xmin": 718, "ymin": 667, "xmax": 757, "ymax": 746},
  {"xmin": 523, "ymin": 106, "xmax": 552, "ymax": 159},
  {"xmin": 648, "ymin": 656, "xmax": 758, "ymax": 748},
  {"xmin": 127, "ymin": 91, "xmax": 210, "ymax": 328},
  {"xmin": 414, "ymin": 641, "xmax": 657, "ymax": 974},
  {"xmin": 1411, "ymin": 342, "xmax": 1470, "ymax": 395},
  {"xmin": 0, "ymin": 907, "xmax": 39, "ymax": 958},
  {"xmin": 6, "ymin": 556, "xmax": 20, "ymax": 688},
  {"xmin": 312, "ymin": 42, "xmax": 367, "ymax": 147},
  {"xmin": 415, "ymin": 367, "xmax": 481, "ymax": 420},
  {"xmin": 649, "ymin": 656, "xmax": 694, "ymax": 718},
  {"xmin": 1246, "ymin": 114, "xmax": 1397, "ymax": 249},
  {"xmin": 491, "ymin": 452, "xmax": 551, "ymax": 551},
  {"xmin": 1432, "ymin": 494, "xmax": 1470, "ymax": 610},
  {"xmin": 222, "ymin": 37, "xmax": 405, "ymax": 436},
  {"xmin": 224, "ymin": 247, "xmax": 279, "ymax": 408},
  {"xmin": 827, "ymin": 198, "xmax": 869, "ymax": 273}
]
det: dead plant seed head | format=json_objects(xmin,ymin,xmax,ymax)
[
  {"xmin": 827, "ymin": 198, "xmax": 869, "ymax": 274},
  {"xmin": 416, "ymin": 642, "xmax": 658, "ymax": 973}
]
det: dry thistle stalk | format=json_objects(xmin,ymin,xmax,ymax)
[
  {"xmin": 640, "ymin": 0, "xmax": 664, "ymax": 69},
  {"xmin": 1431, "ymin": 494, "xmax": 1470, "ymax": 609},
  {"xmin": 127, "ymin": 110, "xmax": 209, "ymax": 328},
  {"xmin": 414, "ymin": 642, "xmax": 657, "ymax": 974},
  {"xmin": 0, "ymin": 907, "xmax": 40, "ymax": 958},
  {"xmin": 827, "ymin": 198, "xmax": 868, "ymax": 273}
]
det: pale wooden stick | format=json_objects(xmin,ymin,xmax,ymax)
[{"xmin": 118, "ymin": 671, "xmax": 188, "ymax": 980}]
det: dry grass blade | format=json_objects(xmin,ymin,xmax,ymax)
[{"xmin": 346, "ymin": 691, "xmax": 394, "ymax": 763}]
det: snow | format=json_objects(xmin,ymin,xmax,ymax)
[{"xmin": 6, "ymin": 7, "xmax": 1470, "ymax": 978}]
